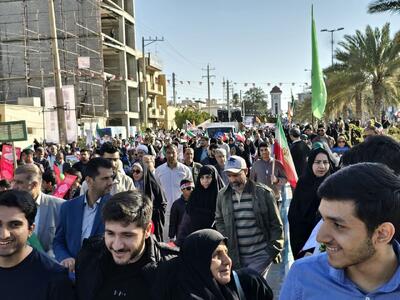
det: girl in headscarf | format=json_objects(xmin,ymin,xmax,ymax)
[
  {"xmin": 131, "ymin": 162, "xmax": 145, "ymax": 191},
  {"xmin": 156, "ymin": 229, "xmax": 273, "ymax": 300},
  {"xmin": 288, "ymin": 147, "xmax": 334, "ymax": 259},
  {"xmin": 175, "ymin": 165, "xmax": 224, "ymax": 245}
]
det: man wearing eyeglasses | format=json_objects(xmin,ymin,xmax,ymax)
[{"xmin": 168, "ymin": 179, "xmax": 194, "ymax": 241}]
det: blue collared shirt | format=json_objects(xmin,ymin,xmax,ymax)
[
  {"xmin": 81, "ymin": 195, "xmax": 101, "ymax": 244},
  {"xmin": 280, "ymin": 241, "xmax": 400, "ymax": 299}
]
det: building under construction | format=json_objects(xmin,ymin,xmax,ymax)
[{"xmin": 0, "ymin": 0, "xmax": 140, "ymax": 131}]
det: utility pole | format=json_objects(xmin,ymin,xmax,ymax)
[
  {"xmin": 202, "ymin": 64, "xmax": 215, "ymax": 115},
  {"xmin": 321, "ymin": 27, "xmax": 344, "ymax": 66},
  {"xmin": 141, "ymin": 36, "xmax": 164, "ymax": 129},
  {"xmin": 172, "ymin": 72, "xmax": 176, "ymax": 106},
  {"xmin": 240, "ymin": 90, "xmax": 245, "ymax": 120},
  {"xmin": 226, "ymin": 79, "xmax": 230, "ymax": 122},
  {"xmin": 48, "ymin": 0, "xmax": 67, "ymax": 144}
]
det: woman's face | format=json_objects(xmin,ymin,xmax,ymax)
[
  {"xmin": 210, "ymin": 242, "xmax": 232, "ymax": 285},
  {"xmin": 312, "ymin": 153, "xmax": 330, "ymax": 177},
  {"xmin": 200, "ymin": 174, "xmax": 212, "ymax": 189},
  {"xmin": 132, "ymin": 167, "xmax": 143, "ymax": 181}
]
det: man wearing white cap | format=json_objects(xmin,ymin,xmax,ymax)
[{"xmin": 215, "ymin": 155, "xmax": 283, "ymax": 279}]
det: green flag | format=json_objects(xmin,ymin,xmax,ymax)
[
  {"xmin": 27, "ymin": 232, "xmax": 44, "ymax": 252},
  {"xmin": 311, "ymin": 6, "xmax": 327, "ymax": 119}
]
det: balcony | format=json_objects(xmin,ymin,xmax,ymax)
[{"xmin": 147, "ymin": 83, "xmax": 163, "ymax": 95}]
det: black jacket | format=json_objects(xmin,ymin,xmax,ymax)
[
  {"xmin": 75, "ymin": 235, "xmax": 178, "ymax": 300},
  {"xmin": 290, "ymin": 140, "xmax": 310, "ymax": 178}
]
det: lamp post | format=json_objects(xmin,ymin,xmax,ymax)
[{"xmin": 321, "ymin": 27, "xmax": 344, "ymax": 66}]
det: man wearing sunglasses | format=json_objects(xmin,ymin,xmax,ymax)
[
  {"xmin": 168, "ymin": 179, "xmax": 194, "ymax": 241},
  {"xmin": 312, "ymin": 124, "xmax": 335, "ymax": 148}
]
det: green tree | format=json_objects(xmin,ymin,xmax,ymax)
[
  {"xmin": 174, "ymin": 108, "xmax": 211, "ymax": 129},
  {"xmin": 325, "ymin": 23, "xmax": 400, "ymax": 118},
  {"xmin": 232, "ymin": 93, "xmax": 240, "ymax": 107},
  {"xmin": 368, "ymin": 0, "xmax": 400, "ymax": 14},
  {"xmin": 243, "ymin": 87, "xmax": 268, "ymax": 115}
]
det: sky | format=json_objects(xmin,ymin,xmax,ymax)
[{"xmin": 135, "ymin": 0, "xmax": 400, "ymax": 111}]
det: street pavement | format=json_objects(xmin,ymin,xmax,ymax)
[{"xmin": 266, "ymin": 184, "xmax": 294, "ymax": 298}]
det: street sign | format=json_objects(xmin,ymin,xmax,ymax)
[{"xmin": 0, "ymin": 120, "xmax": 28, "ymax": 142}]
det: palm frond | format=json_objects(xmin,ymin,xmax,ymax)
[{"xmin": 368, "ymin": 0, "xmax": 400, "ymax": 14}]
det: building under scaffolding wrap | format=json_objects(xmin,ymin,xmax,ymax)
[{"xmin": 0, "ymin": 0, "xmax": 140, "ymax": 131}]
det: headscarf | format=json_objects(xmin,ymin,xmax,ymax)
[
  {"xmin": 178, "ymin": 229, "xmax": 239, "ymax": 300},
  {"xmin": 288, "ymin": 147, "xmax": 334, "ymax": 258},
  {"xmin": 187, "ymin": 165, "xmax": 224, "ymax": 215}
]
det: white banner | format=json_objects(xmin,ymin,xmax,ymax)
[
  {"xmin": 62, "ymin": 85, "xmax": 78, "ymax": 143},
  {"xmin": 44, "ymin": 87, "xmax": 59, "ymax": 143},
  {"xmin": 44, "ymin": 85, "xmax": 78, "ymax": 144}
]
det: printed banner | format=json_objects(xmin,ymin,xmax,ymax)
[
  {"xmin": 53, "ymin": 174, "xmax": 77, "ymax": 198},
  {"xmin": 0, "ymin": 145, "xmax": 21, "ymax": 181},
  {"xmin": 62, "ymin": 85, "xmax": 78, "ymax": 143},
  {"xmin": 44, "ymin": 85, "xmax": 78, "ymax": 144},
  {"xmin": 44, "ymin": 87, "xmax": 59, "ymax": 143}
]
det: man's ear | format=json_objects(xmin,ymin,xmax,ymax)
[
  {"xmin": 374, "ymin": 222, "xmax": 395, "ymax": 245},
  {"xmin": 29, "ymin": 223, "xmax": 35, "ymax": 236},
  {"xmin": 144, "ymin": 222, "xmax": 152, "ymax": 239}
]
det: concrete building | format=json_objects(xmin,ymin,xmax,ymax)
[
  {"xmin": 270, "ymin": 86, "xmax": 282, "ymax": 116},
  {"xmin": 0, "ymin": 0, "xmax": 140, "ymax": 134},
  {"xmin": 138, "ymin": 54, "xmax": 167, "ymax": 129}
]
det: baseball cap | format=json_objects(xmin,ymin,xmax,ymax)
[{"xmin": 224, "ymin": 155, "xmax": 247, "ymax": 174}]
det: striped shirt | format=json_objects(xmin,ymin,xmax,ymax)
[{"xmin": 232, "ymin": 189, "xmax": 267, "ymax": 257}]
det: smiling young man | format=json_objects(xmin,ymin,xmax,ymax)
[
  {"xmin": 280, "ymin": 163, "xmax": 400, "ymax": 299},
  {"xmin": 75, "ymin": 190, "xmax": 177, "ymax": 300},
  {"xmin": 0, "ymin": 190, "xmax": 74, "ymax": 300}
]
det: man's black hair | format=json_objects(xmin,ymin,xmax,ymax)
[
  {"xmin": 22, "ymin": 148, "xmax": 34, "ymax": 156},
  {"xmin": 102, "ymin": 190, "xmax": 153, "ymax": 229},
  {"xmin": 99, "ymin": 142, "xmax": 119, "ymax": 156},
  {"xmin": 86, "ymin": 157, "xmax": 113, "ymax": 179},
  {"xmin": 0, "ymin": 190, "xmax": 37, "ymax": 227},
  {"xmin": 180, "ymin": 179, "xmax": 193, "ymax": 186},
  {"xmin": 42, "ymin": 171, "xmax": 56, "ymax": 186},
  {"xmin": 259, "ymin": 141, "xmax": 270, "ymax": 148},
  {"xmin": 0, "ymin": 179, "xmax": 10, "ymax": 189},
  {"xmin": 318, "ymin": 162, "xmax": 400, "ymax": 240},
  {"xmin": 341, "ymin": 135, "xmax": 400, "ymax": 174}
]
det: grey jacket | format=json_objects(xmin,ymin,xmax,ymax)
[
  {"xmin": 38, "ymin": 193, "xmax": 64, "ymax": 254},
  {"xmin": 215, "ymin": 180, "xmax": 284, "ymax": 268}
]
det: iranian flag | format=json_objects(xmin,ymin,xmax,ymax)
[{"xmin": 273, "ymin": 117, "xmax": 298, "ymax": 188}]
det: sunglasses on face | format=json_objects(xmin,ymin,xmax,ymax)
[
  {"xmin": 132, "ymin": 169, "xmax": 142, "ymax": 174},
  {"xmin": 338, "ymin": 140, "xmax": 345, "ymax": 143},
  {"xmin": 184, "ymin": 187, "xmax": 194, "ymax": 191}
]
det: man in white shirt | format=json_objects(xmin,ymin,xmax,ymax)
[{"xmin": 155, "ymin": 144, "xmax": 192, "ymax": 240}]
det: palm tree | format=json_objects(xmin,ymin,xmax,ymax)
[
  {"xmin": 325, "ymin": 23, "xmax": 400, "ymax": 118},
  {"xmin": 368, "ymin": 0, "xmax": 400, "ymax": 14}
]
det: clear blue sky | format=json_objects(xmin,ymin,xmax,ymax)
[{"xmin": 136, "ymin": 0, "xmax": 400, "ymax": 110}]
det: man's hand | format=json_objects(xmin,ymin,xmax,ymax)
[
  {"xmin": 271, "ymin": 174, "xmax": 278, "ymax": 184},
  {"xmin": 60, "ymin": 257, "xmax": 76, "ymax": 273}
]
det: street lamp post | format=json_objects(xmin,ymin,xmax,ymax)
[{"xmin": 321, "ymin": 27, "xmax": 344, "ymax": 66}]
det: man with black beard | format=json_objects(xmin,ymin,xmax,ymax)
[{"xmin": 75, "ymin": 190, "xmax": 177, "ymax": 300}]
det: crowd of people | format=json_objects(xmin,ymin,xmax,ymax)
[{"xmin": 1, "ymin": 117, "xmax": 400, "ymax": 299}]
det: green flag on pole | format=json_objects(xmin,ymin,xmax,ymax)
[{"xmin": 311, "ymin": 6, "xmax": 327, "ymax": 119}]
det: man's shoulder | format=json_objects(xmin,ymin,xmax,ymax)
[
  {"xmin": 41, "ymin": 193, "xmax": 65, "ymax": 206},
  {"xmin": 61, "ymin": 194, "xmax": 85, "ymax": 209},
  {"xmin": 30, "ymin": 249, "xmax": 68, "ymax": 275},
  {"xmin": 289, "ymin": 253, "xmax": 330, "ymax": 277}
]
